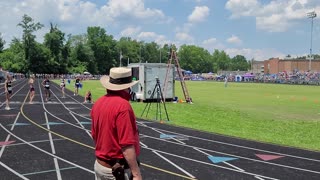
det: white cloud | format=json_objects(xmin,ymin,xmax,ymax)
[
  {"xmin": 188, "ymin": 6, "xmax": 210, "ymax": 23},
  {"xmin": 138, "ymin": 32, "xmax": 158, "ymax": 39},
  {"xmin": 225, "ymin": 0, "xmax": 320, "ymax": 32},
  {"xmin": 103, "ymin": 0, "xmax": 166, "ymax": 22},
  {"xmin": 226, "ymin": 35, "xmax": 242, "ymax": 45},
  {"xmin": 201, "ymin": 37, "xmax": 225, "ymax": 50},
  {"xmin": 225, "ymin": 0, "xmax": 258, "ymax": 18},
  {"xmin": 225, "ymin": 48, "xmax": 285, "ymax": 61},
  {"xmin": 136, "ymin": 31, "xmax": 170, "ymax": 46},
  {"xmin": 120, "ymin": 26, "xmax": 141, "ymax": 37},
  {"xmin": 203, "ymin": 38, "xmax": 218, "ymax": 45},
  {"xmin": 175, "ymin": 32, "xmax": 194, "ymax": 42},
  {"xmin": 0, "ymin": 0, "xmax": 170, "ymax": 45}
]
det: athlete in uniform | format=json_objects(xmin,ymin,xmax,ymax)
[
  {"xmin": 74, "ymin": 76, "xmax": 80, "ymax": 96},
  {"xmin": 42, "ymin": 76, "xmax": 51, "ymax": 102},
  {"xmin": 83, "ymin": 90, "xmax": 93, "ymax": 103},
  {"xmin": 4, "ymin": 74, "xmax": 12, "ymax": 110},
  {"xmin": 29, "ymin": 76, "xmax": 35, "ymax": 104},
  {"xmin": 60, "ymin": 77, "xmax": 66, "ymax": 98}
]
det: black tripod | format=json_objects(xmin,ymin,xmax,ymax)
[{"xmin": 141, "ymin": 78, "xmax": 169, "ymax": 122}]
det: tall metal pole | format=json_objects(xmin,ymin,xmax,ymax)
[
  {"xmin": 139, "ymin": 45, "xmax": 141, "ymax": 63},
  {"xmin": 160, "ymin": 49, "xmax": 161, "ymax": 63},
  {"xmin": 119, "ymin": 51, "xmax": 122, "ymax": 67},
  {"xmin": 307, "ymin": 11, "xmax": 317, "ymax": 71}
]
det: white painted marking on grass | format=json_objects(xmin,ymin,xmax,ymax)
[
  {"xmin": 152, "ymin": 151, "xmax": 196, "ymax": 179},
  {"xmin": 0, "ymin": 123, "xmax": 94, "ymax": 174},
  {"xmin": 45, "ymin": 112, "xmax": 62, "ymax": 180},
  {"xmin": 0, "ymin": 161, "xmax": 29, "ymax": 180}
]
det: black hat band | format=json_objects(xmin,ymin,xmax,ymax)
[{"xmin": 109, "ymin": 76, "xmax": 132, "ymax": 84}]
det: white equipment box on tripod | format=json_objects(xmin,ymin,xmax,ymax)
[{"xmin": 128, "ymin": 63, "xmax": 175, "ymax": 102}]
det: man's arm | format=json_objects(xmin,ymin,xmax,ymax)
[{"xmin": 122, "ymin": 145, "xmax": 142, "ymax": 180}]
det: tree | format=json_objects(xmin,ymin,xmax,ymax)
[
  {"xmin": 230, "ymin": 55, "xmax": 249, "ymax": 71},
  {"xmin": 178, "ymin": 45, "xmax": 212, "ymax": 73},
  {"xmin": 17, "ymin": 14, "xmax": 44, "ymax": 72},
  {"xmin": 144, "ymin": 42, "xmax": 159, "ymax": 63},
  {"xmin": 69, "ymin": 34, "xmax": 95, "ymax": 74},
  {"xmin": 87, "ymin": 26, "xmax": 117, "ymax": 74},
  {"xmin": 44, "ymin": 23, "xmax": 66, "ymax": 73},
  {"xmin": 212, "ymin": 49, "xmax": 231, "ymax": 71},
  {"xmin": 29, "ymin": 43, "xmax": 51, "ymax": 73},
  {"xmin": 0, "ymin": 38, "xmax": 25, "ymax": 72},
  {"xmin": 160, "ymin": 44, "xmax": 171, "ymax": 63},
  {"xmin": 0, "ymin": 33, "xmax": 5, "ymax": 53}
]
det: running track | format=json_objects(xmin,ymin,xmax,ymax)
[{"xmin": 0, "ymin": 79, "xmax": 319, "ymax": 180}]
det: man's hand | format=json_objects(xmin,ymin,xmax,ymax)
[{"xmin": 122, "ymin": 145, "xmax": 142, "ymax": 180}]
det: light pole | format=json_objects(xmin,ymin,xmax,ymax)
[
  {"xmin": 307, "ymin": 11, "xmax": 317, "ymax": 71},
  {"xmin": 119, "ymin": 50, "xmax": 123, "ymax": 67},
  {"xmin": 160, "ymin": 48, "xmax": 162, "ymax": 63},
  {"xmin": 139, "ymin": 45, "xmax": 142, "ymax": 63}
]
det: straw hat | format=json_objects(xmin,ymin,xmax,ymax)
[{"xmin": 100, "ymin": 67, "xmax": 138, "ymax": 91}]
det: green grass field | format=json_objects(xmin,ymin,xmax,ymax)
[{"xmin": 60, "ymin": 79, "xmax": 320, "ymax": 151}]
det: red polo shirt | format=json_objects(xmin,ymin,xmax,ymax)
[{"xmin": 91, "ymin": 90, "xmax": 140, "ymax": 160}]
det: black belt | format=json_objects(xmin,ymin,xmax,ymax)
[{"xmin": 97, "ymin": 157, "xmax": 127, "ymax": 168}]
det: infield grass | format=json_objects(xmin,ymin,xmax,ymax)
[{"xmin": 59, "ymin": 79, "xmax": 320, "ymax": 151}]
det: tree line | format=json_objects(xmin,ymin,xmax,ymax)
[{"xmin": 0, "ymin": 14, "xmax": 251, "ymax": 75}]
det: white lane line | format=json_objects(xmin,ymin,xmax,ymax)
[
  {"xmin": 142, "ymin": 134, "xmax": 320, "ymax": 174},
  {"xmin": 49, "ymin": 87, "xmax": 92, "ymax": 138},
  {"xmin": 0, "ymin": 161, "xmax": 29, "ymax": 180},
  {"xmin": 50, "ymin": 86, "xmax": 92, "ymax": 122},
  {"xmin": 50, "ymin": 83, "xmax": 91, "ymax": 110},
  {"xmin": 0, "ymin": 123, "xmax": 95, "ymax": 174},
  {"xmin": 223, "ymin": 162, "xmax": 245, "ymax": 172},
  {"xmin": 37, "ymin": 80, "xmax": 89, "ymax": 131},
  {"xmin": 137, "ymin": 122, "xmax": 148, "ymax": 127},
  {"xmin": 5, "ymin": 139, "xmax": 65, "ymax": 147},
  {"xmin": 45, "ymin": 112, "xmax": 62, "ymax": 180},
  {"xmin": 152, "ymin": 151, "xmax": 196, "ymax": 179},
  {"xmin": 146, "ymin": 147, "xmax": 278, "ymax": 180},
  {"xmin": 69, "ymin": 112, "xmax": 92, "ymax": 138},
  {"xmin": 193, "ymin": 147, "xmax": 245, "ymax": 172},
  {"xmin": 0, "ymin": 112, "xmax": 20, "ymax": 158},
  {"xmin": 139, "ymin": 125, "xmax": 320, "ymax": 163},
  {"xmin": 22, "ymin": 166, "xmax": 77, "ymax": 176},
  {"xmin": 255, "ymin": 176, "xmax": 266, "ymax": 180},
  {"xmin": 0, "ymin": 82, "xmax": 27, "ymax": 108},
  {"xmin": 140, "ymin": 142, "xmax": 148, "ymax": 148},
  {"xmin": 151, "ymin": 128, "xmax": 186, "ymax": 145},
  {"xmin": 70, "ymin": 112, "xmax": 91, "ymax": 120}
]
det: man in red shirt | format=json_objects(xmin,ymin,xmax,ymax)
[{"xmin": 91, "ymin": 67, "xmax": 142, "ymax": 180}]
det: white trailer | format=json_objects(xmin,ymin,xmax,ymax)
[{"xmin": 128, "ymin": 63, "xmax": 175, "ymax": 101}]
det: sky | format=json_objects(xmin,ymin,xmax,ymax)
[{"xmin": 0, "ymin": 0, "xmax": 320, "ymax": 61}]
